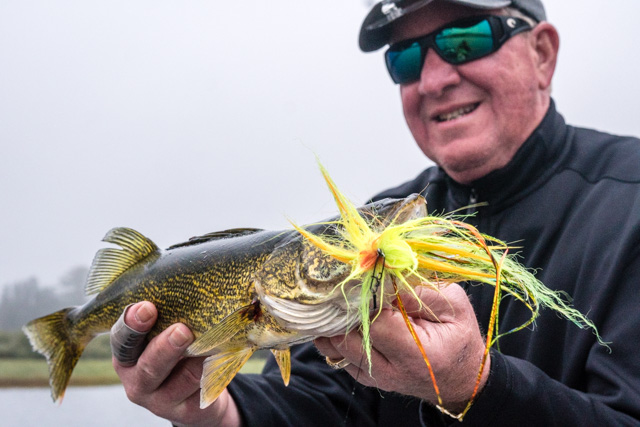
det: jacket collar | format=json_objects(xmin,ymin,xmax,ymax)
[{"xmin": 445, "ymin": 100, "xmax": 569, "ymax": 212}]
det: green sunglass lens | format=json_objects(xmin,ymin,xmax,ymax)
[
  {"xmin": 435, "ymin": 20, "xmax": 494, "ymax": 64},
  {"xmin": 386, "ymin": 42, "xmax": 423, "ymax": 84}
]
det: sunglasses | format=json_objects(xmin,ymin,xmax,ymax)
[{"xmin": 385, "ymin": 15, "xmax": 533, "ymax": 84}]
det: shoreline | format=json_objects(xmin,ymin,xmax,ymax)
[
  {"xmin": 0, "ymin": 357, "xmax": 266, "ymax": 389},
  {"xmin": 0, "ymin": 377, "xmax": 122, "ymax": 388}
]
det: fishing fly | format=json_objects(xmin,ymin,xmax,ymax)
[{"xmin": 293, "ymin": 161, "xmax": 608, "ymax": 420}]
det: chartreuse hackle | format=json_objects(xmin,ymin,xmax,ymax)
[{"xmin": 292, "ymin": 162, "xmax": 607, "ymax": 420}]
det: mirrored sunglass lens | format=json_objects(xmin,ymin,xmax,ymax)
[
  {"xmin": 386, "ymin": 42, "xmax": 422, "ymax": 84},
  {"xmin": 435, "ymin": 20, "xmax": 494, "ymax": 64}
]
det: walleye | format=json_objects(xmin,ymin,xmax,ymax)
[{"xmin": 23, "ymin": 194, "xmax": 427, "ymax": 408}]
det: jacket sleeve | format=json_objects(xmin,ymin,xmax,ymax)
[
  {"xmin": 420, "ymin": 255, "xmax": 640, "ymax": 427},
  {"xmin": 426, "ymin": 351, "xmax": 639, "ymax": 427},
  {"xmin": 227, "ymin": 343, "xmax": 421, "ymax": 427}
]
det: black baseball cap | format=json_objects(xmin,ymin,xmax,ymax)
[{"xmin": 359, "ymin": 0, "xmax": 546, "ymax": 52}]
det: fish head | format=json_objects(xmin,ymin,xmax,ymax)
[
  {"xmin": 366, "ymin": 192, "xmax": 427, "ymax": 228},
  {"xmin": 255, "ymin": 193, "xmax": 427, "ymax": 301}
]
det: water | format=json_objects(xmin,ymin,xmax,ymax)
[{"xmin": 0, "ymin": 386, "xmax": 168, "ymax": 426}]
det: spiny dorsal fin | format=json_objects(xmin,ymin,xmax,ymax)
[
  {"xmin": 167, "ymin": 228, "xmax": 264, "ymax": 250},
  {"xmin": 85, "ymin": 227, "xmax": 159, "ymax": 295}
]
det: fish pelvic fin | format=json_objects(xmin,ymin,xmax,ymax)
[
  {"xmin": 271, "ymin": 348, "xmax": 291, "ymax": 386},
  {"xmin": 200, "ymin": 347, "xmax": 255, "ymax": 409},
  {"xmin": 186, "ymin": 304, "xmax": 258, "ymax": 357},
  {"xmin": 22, "ymin": 308, "xmax": 85, "ymax": 404},
  {"xmin": 85, "ymin": 227, "xmax": 160, "ymax": 295}
]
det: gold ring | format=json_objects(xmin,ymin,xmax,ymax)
[{"xmin": 325, "ymin": 356, "xmax": 350, "ymax": 369}]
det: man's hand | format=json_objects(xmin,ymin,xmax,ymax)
[
  {"xmin": 314, "ymin": 284, "xmax": 490, "ymax": 413},
  {"xmin": 111, "ymin": 302, "xmax": 242, "ymax": 427}
]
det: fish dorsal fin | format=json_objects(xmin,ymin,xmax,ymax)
[
  {"xmin": 85, "ymin": 227, "xmax": 159, "ymax": 295},
  {"xmin": 186, "ymin": 303, "xmax": 258, "ymax": 357},
  {"xmin": 271, "ymin": 348, "xmax": 291, "ymax": 386},
  {"xmin": 200, "ymin": 347, "xmax": 255, "ymax": 408},
  {"xmin": 167, "ymin": 228, "xmax": 264, "ymax": 250}
]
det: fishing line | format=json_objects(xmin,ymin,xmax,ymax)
[{"xmin": 343, "ymin": 350, "xmax": 367, "ymax": 426}]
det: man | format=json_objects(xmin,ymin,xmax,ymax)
[{"xmin": 112, "ymin": 0, "xmax": 640, "ymax": 425}]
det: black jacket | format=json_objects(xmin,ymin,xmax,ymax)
[{"xmin": 228, "ymin": 102, "xmax": 640, "ymax": 426}]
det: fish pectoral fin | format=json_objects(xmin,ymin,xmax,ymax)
[
  {"xmin": 200, "ymin": 347, "xmax": 255, "ymax": 409},
  {"xmin": 271, "ymin": 348, "xmax": 291, "ymax": 386},
  {"xmin": 187, "ymin": 304, "xmax": 258, "ymax": 357}
]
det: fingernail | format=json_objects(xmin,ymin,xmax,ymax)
[
  {"xmin": 135, "ymin": 303, "xmax": 153, "ymax": 323},
  {"xmin": 169, "ymin": 326, "xmax": 190, "ymax": 348}
]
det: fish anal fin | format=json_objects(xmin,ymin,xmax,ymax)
[
  {"xmin": 85, "ymin": 227, "xmax": 159, "ymax": 295},
  {"xmin": 200, "ymin": 347, "xmax": 255, "ymax": 408},
  {"xmin": 186, "ymin": 304, "xmax": 258, "ymax": 357},
  {"xmin": 271, "ymin": 348, "xmax": 291, "ymax": 386}
]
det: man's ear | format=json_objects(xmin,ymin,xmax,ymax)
[{"xmin": 530, "ymin": 22, "xmax": 560, "ymax": 90}]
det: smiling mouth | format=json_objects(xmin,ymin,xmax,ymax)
[{"xmin": 435, "ymin": 103, "xmax": 480, "ymax": 123}]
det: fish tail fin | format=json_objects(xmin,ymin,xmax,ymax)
[
  {"xmin": 22, "ymin": 308, "xmax": 86, "ymax": 404},
  {"xmin": 200, "ymin": 347, "xmax": 255, "ymax": 409}
]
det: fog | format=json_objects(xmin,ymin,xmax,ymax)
[{"xmin": 2, "ymin": 0, "xmax": 639, "ymax": 293}]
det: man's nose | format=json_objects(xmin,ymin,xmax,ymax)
[{"xmin": 416, "ymin": 50, "xmax": 461, "ymax": 97}]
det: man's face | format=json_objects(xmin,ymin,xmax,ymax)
[{"xmin": 392, "ymin": 2, "xmax": 551, "ymax": 184}]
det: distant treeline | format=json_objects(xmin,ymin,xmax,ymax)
[
  {"xmin": 0, "ymin": 266, "xmax": 89, "ymax": 331},
  {"xmin": 0, "ymin": 266, "xmax": 103, "ymax": 358}
]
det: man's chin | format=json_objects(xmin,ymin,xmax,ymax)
[{"xmin": 438, "ymin": 157, "xmax": 494, "ymax": 184}]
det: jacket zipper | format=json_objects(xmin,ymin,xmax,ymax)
[{"xmin": 466, "ymin": 188, "xmax": 478, "ymax": 216}]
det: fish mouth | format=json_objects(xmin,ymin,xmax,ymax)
[
  {"xmin": 433, "ymin": 103, "xmax": 480, "ymax": 123},
  {"xmin": 375, "ymin": 194, "xmax": 427, "ymax": 227}
]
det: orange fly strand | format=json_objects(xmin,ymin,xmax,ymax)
[
  {"xmin": 392, "ymin": 280, "xmax": 444, "ymax": 408},
  {"xmin": 458, "ymin": 237, "xmax": 507, "ymax": 419}
]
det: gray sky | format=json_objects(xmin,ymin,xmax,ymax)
[{"xmin": 2, "ymin": 0, "xmax": 640, "ymax": 294}]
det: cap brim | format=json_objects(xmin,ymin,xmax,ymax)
[
  {"xmin": 359, "ymin": 0, "xmax": 512, "ymax": 52},
  {"xmin": 359, "ymin": 2, "xmax": 391, "ymax": 52}
]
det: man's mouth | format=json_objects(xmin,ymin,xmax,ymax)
[{"xmin": 435, "ymin": 103, "xmax": 480, "ymax": 123}]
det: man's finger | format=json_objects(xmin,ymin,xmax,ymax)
[
  {"xmin": 400, "ymin": 284, "xmax": 465, "ymax": 322},
  {"xmin": 155, "ymin": 356, "xmax": 206, "ymax": 405},
  {"xmin": 131, "ymin": 323, "xmax": 194, "ymax": 394},
  {"xmin": 314, "ymin": 337, "xmax": 343, "ymax": 361},
  {"xmin": 111, "ymin": 302, "xmax": 156, "ymax": 366}
]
